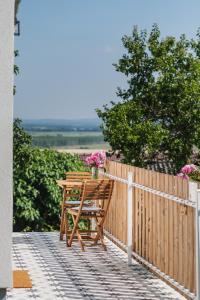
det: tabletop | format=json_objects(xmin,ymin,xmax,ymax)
[{"xmin": 56, "ymin": 180, "xmax": 83, "ymax": 189}]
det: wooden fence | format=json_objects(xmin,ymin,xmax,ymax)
[{"xmin": 104, "ymin": 160, "xmax": 199, "ymax": 297}]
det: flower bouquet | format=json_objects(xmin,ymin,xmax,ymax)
[{"xmin": 85, "ymin": 151, "xmax": 106, "ymax": 179}]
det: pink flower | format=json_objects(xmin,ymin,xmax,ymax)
[
  {"xmin": 177, "ymin": 173, "xmax": 189, "ymax": 180},
  {"xmin": 85, "ymin": 151, "xmax": 106, "ymax": 168},
  {"xmin": 181, "ymin": 164, "xmax": 197, "ymax": 174}
]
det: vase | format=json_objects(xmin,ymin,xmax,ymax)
[{"xmin": 92, "ymin": 167, "xmax": 98, "ymax": 179}]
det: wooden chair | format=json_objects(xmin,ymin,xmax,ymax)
[
  {"xmin": 59, "ymin": 171, "xmax": 92, "ymax": 241},
  {"xmin": 67, "ymin": 179, "xmax": 114, "ymax": 251}
]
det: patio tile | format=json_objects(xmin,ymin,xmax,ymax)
[{"xmin": 7, "ymin": 232, "xmax": 187, "ymax": 300}]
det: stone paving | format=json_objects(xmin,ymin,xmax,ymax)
[{"xmin": 7, "ymin": 232, "xmax": 186, "ymax": 300}]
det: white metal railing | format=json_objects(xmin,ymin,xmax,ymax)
[
  {"xmin": 100, "ymin": 169, "xmax": 200, "ymax": 300},
  {"xmin": 102, "ymin": 171, "xmax": 196, "ymax": 207}
]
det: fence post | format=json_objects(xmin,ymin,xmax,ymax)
[
  {"xmin": 189, "ymin": 182, "xmax": 199, "ymax": 299},
  {"xmin": 127, "ymin": 172, "xmax": 133, "ymax": 265},
  {"xmin": 196, "ymin": 188, "xmax": 200, "ymax": 300}
]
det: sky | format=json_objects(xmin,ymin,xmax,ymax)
[{"xmin": 14, "ymin": 0, "xmax": 200, "ymax": 120}]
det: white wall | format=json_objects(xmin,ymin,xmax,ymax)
[{"xmin": 0, "ymin": 0, "xmax": 14, "ymax": 288}]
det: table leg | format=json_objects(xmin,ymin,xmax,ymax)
[{"xmin": 59, "ymin": 187, "xmax": 66, "ymax": 241}]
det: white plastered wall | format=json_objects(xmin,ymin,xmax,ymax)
[{"xmin": 0, "ymin": 0, "xmax": 14, "ymax": 288}]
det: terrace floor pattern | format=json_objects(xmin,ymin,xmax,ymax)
[{"xmin": 8, "ymin": 232, "xmax": 186, "ymax": 300}]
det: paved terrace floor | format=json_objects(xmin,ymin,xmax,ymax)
[{"xmin": 8, "ymin": 232, "xmax": 186, "ymax": 300}]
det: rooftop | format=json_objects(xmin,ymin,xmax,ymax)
[{"xmin": 8, "ymin": 232, "xmax": 186, "ymax": 300}]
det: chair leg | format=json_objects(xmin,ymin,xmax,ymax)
[
  {"xmin": 68, "ymin": 215, "xmax": 85, "ymax": 251},
  {"xmin": 76, "ymin": 228, "xmax": 85, "ymax": 251},
  {"xmin": 98, "ymin": 225, "xmax": 106, "ymax": 250},
  {"xmin": 60, "ymin": 188, "xmax": 67, "ymax": 241},
  {"xmin": 59, "ymin": 207, "xmax": 65, "ymax": 241},
  {"xmin": 67, "ymin": 214, "xmax": 79, "ymax": 247},
  {"xmin": 94, "ymin": 217, "xmax": 107, "ymax": 250},
  {"xmin": 93, "ymin": 216, "xmax": 101, "ymax": 243},
  {"xmin": 65, "ymin": 212, "xmax": 69, "ymax": 246}
]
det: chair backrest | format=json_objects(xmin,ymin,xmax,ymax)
[
  {"xmin": 65, "ymin": 171, "xmax": 92, "ymax": 181},
  {"xmin": 81, "ymin": 179, "xmax": 114, "ymax": 206},
  {"xmin": 64, "ymin": 172, "xmax": 91, "ymax": 200}
]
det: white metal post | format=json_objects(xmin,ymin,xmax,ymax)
[
  {"xmin": 127, "ymin": 172, "xmax": 133, "ymax": 265},
  {"xmin": 196, "ymin": 189, "xmax": 200, "ymax": 300},
  {"xmin": 190, "ymin": 181, "xmax": 200, "ymax": 300}
]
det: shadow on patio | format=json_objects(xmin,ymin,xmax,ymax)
[{"xmin": 8, "ymin": 232, "xmax": 185, "ymax": 300}]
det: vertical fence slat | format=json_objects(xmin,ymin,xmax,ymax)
[
  {"xmin": 142, "ymin": 170, "xmax": 145, "ymax": 259},
  {"xmin": 139, "ymin": 168, "xmax": 143, "ymax": 257},
  {"xmin": 127, "ymin": 171, "xmax": 133, "ymax": 265},
  {"xmin": 183, "ymin": 182, "xmax": 188, "ymax": 289},
  {"xmin": 148, "ymin": 171, "xmax": 153, "ymax": 264},
  {"xmin": 145, "ymin": 170, "xmax": 149, "ymax": 261},
  {"xmin": 156, "ymin": 172, "xmax": 161, "ymax": 269},
  {"xmin": 160, "ymin": 175, "xmax": 165, "ymax": 272},
  {"xmin": 134, "ymin": 167, "xmax": 139, "ymax": 253},
  {"xmin": 164, "ymin": 174, "xmax": 169, "ymax": 275},
  {"xmin": 152, "ymin": 171, "xmax": 157, "ymax": 267},
  {"xmin": 169, "ymin": 175, "xmax": 174, "ymax": 278}
]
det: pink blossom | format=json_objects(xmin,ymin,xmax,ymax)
[
  {"xmin": 181, "ymin": 164, "xmax": 197, "ymax": 174},
  {"xmin": 85, "ymin": 151, "xmax": 106, "ymax": 168},
  {"xmin": 177, "ymin": 173, "xmax": 189, "ymax": 180},
  {"xmin": 99, "ymin": 151, "xmax": 106, "ymax": 160}
]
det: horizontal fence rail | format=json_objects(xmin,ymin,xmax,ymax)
[
  {"xmin": 102, "ymin": 171, "xmax": 196, "ymax": 207},
  {"xmin": 100, "ymin": 160, "xmax": 200, "ymax": 300}
]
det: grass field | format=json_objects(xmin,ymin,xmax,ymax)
[
  {"xmin": 28, "ymin": 131, "xmax": 109, "ymax": 150},
  {"xmin": 29, "ymin": 131, "xmax": 103, "ymax": 137},
  {"xmin": 55, "ymin": 143, "xmax": 109, "ymax": 150}
]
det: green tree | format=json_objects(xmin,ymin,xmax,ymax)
[
  {"xmin": 97, "ymin": 24, "xmax": 200, "ymax": 172},
  {"xmin": 14, "ymin": 118, "xmax": 32, "ymax": 152}
]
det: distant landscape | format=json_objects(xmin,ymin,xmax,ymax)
[{"xmin": 22, "ymin": 119, "xmax": 109, "ymax": 151}]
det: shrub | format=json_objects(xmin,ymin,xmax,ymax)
[{"xmin": 13, "ymin": 119, "xmax": 87, "ymax": 231}]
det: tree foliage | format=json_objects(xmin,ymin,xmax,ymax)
[
  {"xmin": 97, "ymin": 24, "xmax": 200, "ymax": 172},
  {"xmin": 13, "ymin": 119, "xmax": 86, "ymax": 231}
]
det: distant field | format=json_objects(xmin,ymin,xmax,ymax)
[
  {"xmin": 57, "ymin": 148, "xmax": 108, "ymax": 154},
  {"xmin": 29, "ymin": 131, "xmax": 103, "ymax": 137},
  {"xmin": 28, "ymin": 130, "xmax": 109, "ymax": 150},
  {"xmin": 55, "ymin": 143, "xmax": 109, "ymax": 150}
]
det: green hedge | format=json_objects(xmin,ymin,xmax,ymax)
[{"xmin": 13, "ymin": 119, "xmax": 87, "ymax": 231}]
